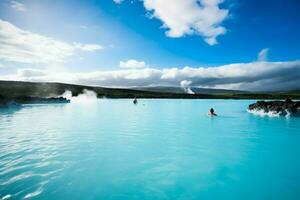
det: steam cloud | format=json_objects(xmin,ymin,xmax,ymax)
[
  {"xmin": 61, "ymin": 89, "xmax": 98, "ymax": 103},
  {"xmin": 180, "ymin": 80, "xmax": 195, "ymax": 94}
]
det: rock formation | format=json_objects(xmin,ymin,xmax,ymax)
[
  {"xmin": 0, "ymin": 95, "xmax": 70, "ymax": 107},
  {"xmin": 248, "ymin": 98, "xmax": 300, "ymax": 116}
]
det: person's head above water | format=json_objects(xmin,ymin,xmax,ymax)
[
  {"xmin": 209, "ymin": 108, "xmax": 217, "ymax": 116},
  {"xmin": 133, "ymin": 97, "xmax": 138, "ymax": 104}
]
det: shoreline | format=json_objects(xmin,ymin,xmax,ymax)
[{"xmin": 1, "ymin": 80, "xmax": 300, "ymax": 100}]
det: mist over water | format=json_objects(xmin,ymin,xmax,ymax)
[
  {"xmin": 0, "ymin": 100, "xmax": 300, "ymax": 200},
  {"xmin": 61, "ymin": 89, "xmax": 98, "ymax": 103}
]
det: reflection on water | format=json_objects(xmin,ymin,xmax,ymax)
[
  {"xmin": 0, "ymin": 105, "xmax": 22, "ymax": 116},
  {"xmin": 0, "ymin": 100, "xmax": 300, "ymax": 200}
]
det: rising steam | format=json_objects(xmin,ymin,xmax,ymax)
[
  {"xmin": 61, "ymin": 89, "xmax": 98, "ymax": 103},
  {"xmin": 180, "ymin": 80, "xmax": 195, "ymax": 94}
]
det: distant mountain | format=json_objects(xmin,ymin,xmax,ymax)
[
  {"xmin": 132, "ymin": 86, "xmax": 248, "ymax": 94},
  {"xmin": 0, "ymin": 80, "xmax": 300, "ymax": 99}
]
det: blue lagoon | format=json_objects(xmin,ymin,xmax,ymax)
[{"xmin": 0, "ymin": 100, "xmax": 300, "ymax": 199}]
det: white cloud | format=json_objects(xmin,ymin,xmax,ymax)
[
  {"xmin": 2, "ymin": 60, "xmax": 300, "ymax": 91},
  {"xmin": 114, "ymin": 0, "xmax": 229, "ymax": 45},
  {"xmin": 10, "ymin": 0, "xmax": 26, "ymax": 11},
  {"xmin": 0, "ymin": 19, "xmax": 102, "ymax": 64},
  {"xmin": 258, "ymin": 48, "xmax": 269, "ymax": 61},
  {"xmin": 120, "ymin": 59, "xmax": 146, "ymax": 69},
  {"xmin": 75, "ymin": 44, "xmax": 103, "ymax": 51}
]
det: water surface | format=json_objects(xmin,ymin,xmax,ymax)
[{"xmin": 0, "ymin": 100, "xmax": 300, "ymax": 199}]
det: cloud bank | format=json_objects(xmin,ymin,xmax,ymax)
[
  {"xmin": 2, "ymin": 60, "xmax": 300, "ymax": 91},
  {"xmin": 0, "ymin": 20, "xmax": 103, "ymax": 64}
]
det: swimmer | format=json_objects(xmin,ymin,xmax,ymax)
[
  {"xmin": 133, "ymin": 97, "xmax": 138, "ymax": 104},
  {"xmin": 208, "ymin": 108, "xmax": 217, "ymax": 116}
]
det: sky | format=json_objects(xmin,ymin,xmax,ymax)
[{"xmin": 0, "ymin": 0, "xmax": 299, "ymax": 91}]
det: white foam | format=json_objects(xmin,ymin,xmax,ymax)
[
  {"xmin": 285, "ymin": 110, "xmax": 291, "ymax": 118},
  {"xmin": 24, "ymin": 189, "xmax": 42, "ymax": 199},
  {"xmin": 247, "ymin": 109, "xmax": 281, "ymax": 117},
  {"xmin": 2, "ymin": 194, "xmax": 11, "ymax": 200}
]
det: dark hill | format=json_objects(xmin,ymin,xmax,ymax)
[
  {"xmin": 1, "ymin": 80, "xmax": 300, "ymax": 99},
  {"xmin": 132, "ymin": 86, "xmax": 248, "ymax": 94}
]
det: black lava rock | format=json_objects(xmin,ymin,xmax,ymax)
[
  {"xmin": 248, "ymin": 98, "xmax": 300, "ymax": 116},
  {"xmin": 0, "ymin": 95, "xmax": 70, "ymax": 107}
]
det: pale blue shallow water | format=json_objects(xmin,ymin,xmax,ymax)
[{"xmin": 0, "ymin": 99, "xmax": 300, "ymax": 200}]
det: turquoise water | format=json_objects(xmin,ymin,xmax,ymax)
[{"xmin": 0, "ymin": 100, "xmax": 300, "ymax": 200}]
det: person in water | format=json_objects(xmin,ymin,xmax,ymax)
[
  {"xmin": 133, "ymin": 97, "xmax": 138, "ymax": 104},
  {"xmin": 208, "ymin": 108, "xmax": 217, "ymax": 116}
]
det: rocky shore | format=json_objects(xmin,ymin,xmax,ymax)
[
  {"xmin": 0, "ymin": 95, "xmax": 70, "ymax": 107},
  {"xmin": 248, "ymin": 98, "xmax": 300, "ymax": 116}
]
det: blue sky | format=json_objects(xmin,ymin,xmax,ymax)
[{"xmin": 0, "ymin": 0, "xmax": 299, "ymax": 91}]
